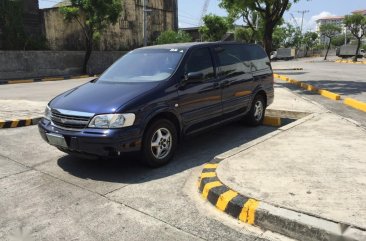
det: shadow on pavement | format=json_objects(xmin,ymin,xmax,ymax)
[
  {"xmin": 57, "ymin": 122, "xmax": 278, "ymax": 184},
  {"xmin": 277, "ymin": 78, "xmax": 366, "ymax": 97}
]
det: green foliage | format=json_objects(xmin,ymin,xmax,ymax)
[
  {"xmin": 319, "ymin": 23, "xmax": 342, "ymax": 39},
  {"xmin": 60, "ymin": 0, "xmax": 122, "ymax": 42},
  {"xmin": 234, "ymin": 27, "xmax": 255, "ymax": 43},
  {"xmin": 303, "ymin": 31, "xmax": 318, "ymax": 49},
  {"xmin": 60, "ymin": 0, "xmax": 122, "ymax": 73},
  {"xmin": 199, "ymin": 14, "xmax": 229, "ymax": 41},
  {"xmin": 272, "ymin": 22, "xmax": 302, "ymax": 49},
  {"xmin": 156, "ymin": 30, "xmax": 192, "ymax": 44},
  {"xmin": 219, "ymin": 0, "xmax": 304, "ymax": 54},
  {"xmin": 319, "ymin": 23, "xmax": 341, "ymax": 60},
  {"xmin": 331, "ymin": 34, "xmax": 348, "ymax": 47},
  {"xmin": 344, "ymin": 14, "xmax": 366, "ymax": 40}
]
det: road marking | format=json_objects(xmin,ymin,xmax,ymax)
[
  {"xmin": 202, "ymin": 181, "xmax": 223, "ymax": 199},
  {"xmin": 216, "ymin": 190, "xmax": 238, "ymax": 211}
]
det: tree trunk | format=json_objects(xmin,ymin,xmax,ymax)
[
  {"xmin": 324, "ymin": 39, "xmax": 331, "ymax": 61},
  {"xmin": 263, "ymin": 26, "xmax": 274, "ymax": 57},
  {"xmin": 354, "ymin": 38, "xmax": 361, "ymax": 62},
  {"xmin": 83, "ymin": 37, "xmax": 93, "ymax": 74},
  {"xmin": 305, "ymin": 47, "xmax": 308, "ymax": 57}
]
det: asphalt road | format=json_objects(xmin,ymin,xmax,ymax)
[
  {"xmin": 0, "ymin": 119, "xmax": 290, "ymax": 240},
  {"xmin": 272, "ymin": 57, "xmax": 366, "ymax": 127}
]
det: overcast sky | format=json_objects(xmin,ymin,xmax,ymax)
[{"xmin": 39, "ymin": 0, "xmax": 366, "ymax": 31}]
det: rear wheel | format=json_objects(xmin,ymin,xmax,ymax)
[
  {"xmin": 142, "ymin": 119, "xmax": 177, "ymax": 167},
  {"xmin": 245, "ymin": 94, "xmax": 266, "ymax": 126}
]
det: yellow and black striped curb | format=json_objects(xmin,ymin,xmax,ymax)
[
  {"xmin": 274, "ymin": 73, "xmax": 366, "ymax": 113},
  {"xmin": 272, "ymin": 68, "xmax": 303, "ymax": 71},
  {"xmin": 0, "ymin": 117, "xmax": 42, "ymax": 129},
  {"xmin": 198, "ymin": 160, "xmax": 366, "ymax": 241},
  {"xmin": 0, "ymin": 74, "xmax": 95, "ymax": 85},
  {"xmin": 198, "ymin": 161, "xmax": 259, "ymax": 225},
  {"xmin": 335, "ymin": 59, "xmax": 366, "ymax": 64}
]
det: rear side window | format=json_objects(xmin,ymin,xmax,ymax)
[
  {"xmin": 216, "ymin": 45, "xmax": 251, "ymax": 76},
  {"xmin": 185, "ymin": 48, "xmax": 214, "ymax": 81}
]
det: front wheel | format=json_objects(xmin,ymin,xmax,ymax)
[
  {"xmin": 142, "ymin": 119, "xmax": 177, "ymax": 167},
  {"xmin": 245, "ymin": 94, "xmax": 266, "ymax": 126}
]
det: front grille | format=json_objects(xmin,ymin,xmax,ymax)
[{"xmin": 51, "ymin": 110, "xmax": 91, "ymax": 130}]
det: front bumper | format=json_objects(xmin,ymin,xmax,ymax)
[{"xmin": 38, "ymin": 118, "xmax": 142, "ymax": 157}]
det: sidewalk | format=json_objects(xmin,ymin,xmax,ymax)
[
  {"xmin": 200, "ymin": 85, "xmax": 366, "ymax": 241},
  {"xmin": 0, "ymin": 100, "xmax": 46, "ymax": 120}
]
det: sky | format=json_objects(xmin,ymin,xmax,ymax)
[{"xmin": 39, "ymin": 0, "xmax": 366, "ymax": 31}]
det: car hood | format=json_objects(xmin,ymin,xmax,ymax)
[{"xmin": 50, "ymin": 81, "xmax": 160, "ymax": 114}]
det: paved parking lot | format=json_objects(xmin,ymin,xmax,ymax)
[
  {"xmin": 1, "ymin": 119, "xmax": 292, "ymax": 240},
  {"xmin": 272, "ymin": 57, "xmax": 366, "ymax": 127}
]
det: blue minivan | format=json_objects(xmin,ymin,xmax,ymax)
[{"xmin": 38, "ymin": 42, "xmax": 274, "ymax": 167}]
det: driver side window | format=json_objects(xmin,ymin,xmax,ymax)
[{"xmin": 185, "ymin": 48, "xmax": 215, "ymax": 82}]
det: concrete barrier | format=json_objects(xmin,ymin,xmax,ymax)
[
  {"xmin": 344, "ymin": 98, "xmax": 366, "ymax": 112},
  {"xmin": 0, "ymin": 51, "xmax": 126, "ymax": 80}
]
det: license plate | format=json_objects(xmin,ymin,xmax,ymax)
[{"xmin": 46, "ymin": 133, "xmax": 68, "ymax": 148}]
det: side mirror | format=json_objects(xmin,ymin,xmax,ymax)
[{"xmin": 184, "ymin": 72, "xmax": 204, "ymax": 83}]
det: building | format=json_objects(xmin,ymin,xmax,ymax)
[
  {"xmin": 42, "ymin": 0, "xmax": 178, "ymax": 51},
  {"xmin": 0, "ymin": 0, "xmax": 42, "ymax": 49},
  {"xmin": 316, "ymin": 9, "xmax": 366, "ymax": 44}
]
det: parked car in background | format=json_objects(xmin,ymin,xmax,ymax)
[
  {"xmin": 38, "ymin": 42, "xmax": 274, "ymax": 167},
  {"xmin": 336, "ymin": 45, "xmax": 365, "ymax": 59},
  {"xmin": 271, "ymin": 48, "xmax": 296, "ymax": 60}
]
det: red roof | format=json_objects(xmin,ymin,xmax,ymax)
[{"xmin": 352, "ymin": 9, "xmax": 366, "ymax": 15}]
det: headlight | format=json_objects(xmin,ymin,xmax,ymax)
[
  {"xmin": 44, "ymin": 105, "xmax": 51, "ymax": 120},
  {"xmin": 88, "ymin": 113, "xmax": 135, "ymax": 129}
]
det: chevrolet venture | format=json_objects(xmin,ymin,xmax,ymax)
[{"xmin": 38, "ymin": 42, "xmax": 274, "ymax": 167}]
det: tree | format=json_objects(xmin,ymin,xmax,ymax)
[
  {"xmin": 219, "ymin": 0, "xmax": 303, "ymax": 56},
  {"xmin": 331, "ymin": 34, "xmax": 350, "ymax": 47},
  {"xmin": 302, "ymin": 31, "xmax": 318, "ymax": 56},
  {"xmin": 156, "ymin": 30, "xmax": 192, "ymax": 44},
  {"xmin": 319, "ymin": 23, "xmax": 341, "ymax": 60},
  {"xmin": 234, "ymin": 27, "xmax": 256, "ymax": 43},
  {"xmin": 344, "ymin": 14, "xmax": 366, "ymax": 61},
  {"xmin": 60, "ymin": 0, "xmax": 122, "ymax": 73},
  {"xmin": 199, "ymin": 14, "xmax": 229, "ymax": 41}
]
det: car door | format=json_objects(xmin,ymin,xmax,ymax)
[
  {"xmin": 177, "ymin": 47, "xmax": 222, "ymax": 134},
  {"xmin": 215, "ymin": 44, "xmax": 254, "ymax": 118}
]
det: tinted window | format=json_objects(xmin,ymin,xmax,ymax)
[
  {"xmin": 98, "ymin": 49, "xmax": 184, "ymax": 83},
  {"xmin": 185, "ymin": 48, "xmax": 214, "ymax": 81},
  {"xmin": 216, "ymin": 45, "xmax": 250, "ymax": 76},
  {"xmin": 243, "ymin": 45, "xmax": 268, "ymax": 60}
]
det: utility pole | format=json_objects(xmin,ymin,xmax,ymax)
[
  {"xmin": 143, "ymin": 0, "xmax": 152, "ymax": 46},
  {"xmin": 297, "ymin": 10, "xmax": 309, "ymax": 34},
  {"xmin": 344, "ymin": 26, "xmax": 347, "ymax": 45},
  {"xmin": 255, "ymin": 12, "xmax": 259, "ymax": 44}
]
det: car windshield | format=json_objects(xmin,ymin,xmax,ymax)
[{"xmin": 98, "ymin": 49, "xmax": 184, "ymax": 83}]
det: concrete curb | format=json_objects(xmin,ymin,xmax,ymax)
[
  {"xmin": 198, "ymin": 114, "xmax": 366, "ymax": 241},
  {"xmin": 0, "ymin": 74, "xmax": 95, "ymax": 85},
  {"xmin": 274, "ymin": 73, "xmax": 366, "ymax": 113},
  {"xmin": 335, "ymin": 60, "xmax": 366, "ymax": 64},
  {"xmin": 0, "ymin": 117, "xmax": 42, "ymax": 129}
]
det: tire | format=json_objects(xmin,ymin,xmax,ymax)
[
  {"xmin": 245, "ymin": 94, "xmax": 266, "ymax": 126},
  {"xmin": 142, "ymin": 119, "xmax": 177, "ymax": 167}
]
